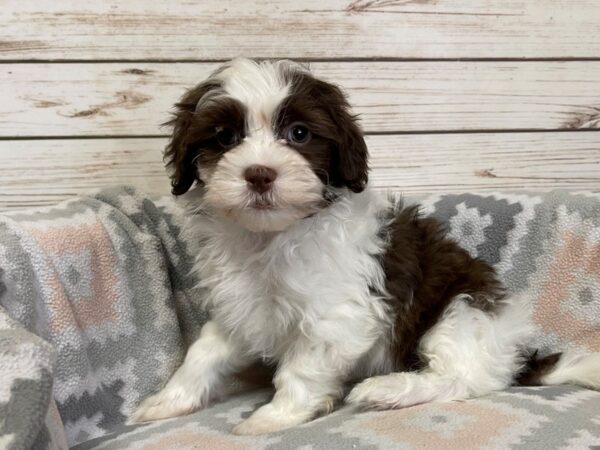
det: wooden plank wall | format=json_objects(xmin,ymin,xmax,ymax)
[{"xmin": 1, "ymin": 1, "xmax": 599, "ymax": 209}]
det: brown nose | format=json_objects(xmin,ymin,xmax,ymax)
[{"xmin": 244, "ymin": 165, "xmax": 277, "ymax": 194}]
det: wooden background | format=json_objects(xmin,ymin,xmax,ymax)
[{"xmin": 1, "ymin": 1, "xmax": 599, "ymax": 210}]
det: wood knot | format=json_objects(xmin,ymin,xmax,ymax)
[{"xmin": 475, "ymin": 168, "xmax": 497, "ymax": 178}]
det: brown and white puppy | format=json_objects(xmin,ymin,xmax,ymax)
[{"xmin": 131, "ymin": 58, "xmax": 600, "ymax": 435}]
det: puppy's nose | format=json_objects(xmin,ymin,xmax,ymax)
[{"xmin": 244, "ymin": 165, "xmax": 277, "ymax": 194}]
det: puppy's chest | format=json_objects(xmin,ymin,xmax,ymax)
[
  {"xmin": 197, "ymin": 231, "xmax": 379, "ymax": 355},
  {"xmin": 202, "ymin": 238, "xmax": 328, "ymax": 314}
]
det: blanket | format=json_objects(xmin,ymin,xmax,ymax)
[
  {"xmin": 0, "ymin": 187, "xmax": 599, "ymax": 449},
  {"xmin": 0, "ymin": 187, "xmax": 205, "ymax": 449}
]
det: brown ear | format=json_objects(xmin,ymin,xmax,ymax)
[
  {"xmin": 334, "ymin": 112, "xmax": 368, "ymax": 193},
  {"xmin": 164, "ymin": 81, "xmax": 221, "ymax": 196},
  {"xmin": 313, "ymin": 80, "xmax": 369, "ymax": 193}
]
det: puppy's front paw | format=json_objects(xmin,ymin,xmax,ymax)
[
  {"xmin": 129, "ymin": 385, "xmax": 207, "ymax": 424},
  {"xmin": 232, "ymin": 404, "xmax": 305, "ymax": 435},
  {"xmin": 232, "ymin": 415, "xmax": 290, "ymax": 436}
]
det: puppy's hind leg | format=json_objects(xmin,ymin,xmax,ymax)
[
  {"xmin": 347, "ymin": 295, "xmax": 532, "ymax": 409},
  {"xmin": 130, "ymin": 321, "xmax": 250, "ymax": 423}
]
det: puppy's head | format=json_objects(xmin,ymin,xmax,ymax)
[{"xmin": 165, "ymin": 58, "xmax": 368, "ymax": 232}]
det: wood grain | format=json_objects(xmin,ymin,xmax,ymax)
[
  {"xmin": 0, "ymin": 138, "xmax": 169, "ymax": 209},
  {"xmin": 2, "ymin": 1, "xmax": 600, "ymax": 60},
  {"xmin": 3, "ymin": 61, "xmax": 600, "ymax": 137},
  {"xmin": 1, "ymin": 132, "xmax": 597, "ymax": 210}
]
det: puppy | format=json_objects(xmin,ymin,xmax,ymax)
[{"xmin": 131, "ymin": 58, "xmax": 600, "ymax": 435}]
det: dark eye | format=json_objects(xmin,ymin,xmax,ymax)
[
  {"xmin": 286, "ymin": 123, "xmax": 312, "ymax": 145},
  {"xmin": 215, "ymin": 128, "xmax": 239, "ymax": 149}
]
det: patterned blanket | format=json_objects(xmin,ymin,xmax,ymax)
[{"xmin": 0, "ymin": 187, "xmax": 599, "ymax": 449}]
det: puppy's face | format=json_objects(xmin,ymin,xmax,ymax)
[{"xmin": 165, "ymin": 58, "xmax": 368, "ymax": 232}]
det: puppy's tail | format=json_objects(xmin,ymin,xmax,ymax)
[{"xmin": 516, "ymin": 350, "xmax": 600, "ymax": 390}]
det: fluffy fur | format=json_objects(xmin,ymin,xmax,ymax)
[{"xmin": 130, "ymin": 58, "xmax": 600, "ymax": 434}]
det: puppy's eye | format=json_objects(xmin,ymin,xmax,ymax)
[
  {"xmin": 215, "ymin": 128, "xmax": 239, "ymax": 149},
  {"xmin": 286, "ymin": 123, "xmax": 312, "ymax": 145}
]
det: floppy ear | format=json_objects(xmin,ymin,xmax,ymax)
[
  {"xmin": 164, "ymin": 81, "xmax": 220, "ymax": 195},
  {"xmin": 333, "ymin": 111, "xmax": 368, "ymax": 193},
  {"xmin": 315, "ymin": 80, "xmax": 369, "ymax": 193}
]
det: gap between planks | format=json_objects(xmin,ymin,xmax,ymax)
[
  {"xmin": 5, "ymin": 58, "xmax": 600, "ymax": 64},
  {"xmin": 1, "ymin": 129, "xmax": 600, "ymax": 141}
]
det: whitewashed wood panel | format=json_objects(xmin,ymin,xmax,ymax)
[
  {"xmin": 3, "ymin": 61, "xmax": 600, "ymax": 137},
  {"xmin": 0, "ymin": 138, "xmax": 169, "ymax": 209},
  {"xmin": 369, "ymin": 132, "xmax": 600, "ymax": 192},
  {"xmin": 1, "ymin": 132, "xmax": 597, "ymax": 210},
  {"xmin": 2, "ymin": 1, "xmax": 600, "ymax": 60}
]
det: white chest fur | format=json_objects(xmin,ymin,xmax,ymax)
[{"xmin": 189, "ymin": 189, "xmax": 392, "ymax": 360}]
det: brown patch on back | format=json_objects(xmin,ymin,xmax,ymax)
[{"xmin": 379, "ymin": 202, "xmax": 505, "ymax": 370}]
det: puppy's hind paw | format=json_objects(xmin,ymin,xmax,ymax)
[{"xmin": 346, "ymin": 375, "xmax": 405, "ymax": 410}]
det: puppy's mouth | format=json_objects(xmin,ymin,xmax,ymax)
[
  {"xmin": 249, "ymin": 201, "xmax": 275, "ymax": 211},
  {"xmin": 247, "ymin": 198, "xmax": 275, "ymax": 210}
]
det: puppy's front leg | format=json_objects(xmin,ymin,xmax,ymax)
[
  {"xmin": 233, "ymin": 336, "xmax": 360, "ymax": 435},
  {"xmin": 130, "ymin": 321, "xmax": 248, "ymax": 423}
]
